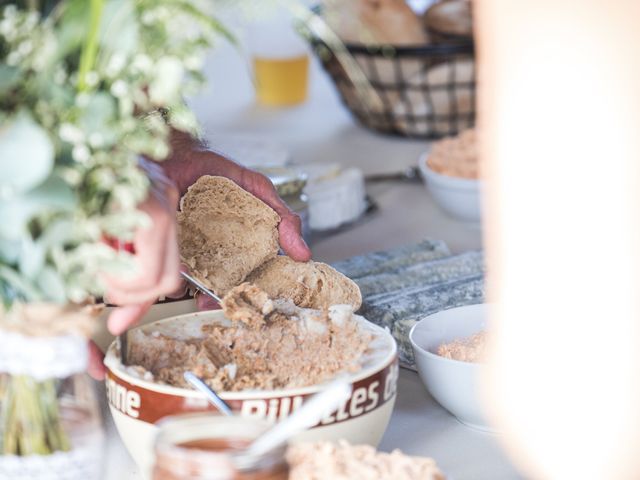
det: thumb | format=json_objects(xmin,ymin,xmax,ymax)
[{"xmin": 107, "ymin": 300, "xmax": 154, "ymax": 335}]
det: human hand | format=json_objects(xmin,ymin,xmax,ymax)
[
  {"xmin": 194, "ymin": 165, "xmax": 312, "ymax": 312},
  {"xmin": 89, "ymin": 164, "xmax": 183, "ymax": 380},
  {"xmin": 235, "ymin": 166, "xmax": 312, "ymax": 262},
  {"xmin": 103, "ymin": 162, "xmax": 183, "ymax": 336}
]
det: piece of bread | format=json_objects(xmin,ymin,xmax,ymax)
[
  {"xmin": 424, "ymin": 0, "xmax": 473, "ymax": 39},
  {"xmin": 324, "ymin": 0, "xmax": 428, "ymax": 46},
  {"xmin": 177, "ymin": 176, "xmax": 280, "ymax": 296},
  {"xmin": 246, "ymin": 256, "xmax": 363, "ymax": 311}
]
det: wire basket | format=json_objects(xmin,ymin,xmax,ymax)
[{"xmin": 306, "ymin": 34, "xmax": 476, "ymax": 139}]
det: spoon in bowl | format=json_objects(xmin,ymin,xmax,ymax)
[
  {"xmin": 245, "ymin": 377, "xmax": 352, "ymax": 458},
  {"xmin": 183, "ymin": 371, "xmax": 233, "ymax": 416},
  {"xmin": 183, "ymin": 372, "xmax": 352, "ymax": 458}
]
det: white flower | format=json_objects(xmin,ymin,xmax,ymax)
[
  {"xmin": 53, "ymin": 68, "xmax": 67, "ymax": 85},
  {"xmin": 149, "ymin": 56, "xmax": 184, "ymax": 105},
  {"xmin": 156, "ymin": 7, "xmax": 170, "ymax": 20},
  {"xmin": 72, "ymin": 144, "xmax": 91, "ymax": 163},
  {"xmin": 75, "ymin": 93, "xmax": 90, "ymax": 107},
  {"xmin": 88, "ymin": 132, "xmax": 104, "ymax": 148},
  {"xmin": 6, "ymin": 51, "xmax": 20, "ymax": 66},
  {"xmin": 184, "ymin": 54, "xmax": 204, "ymax": 71},
  {"xmin": 132, "ymin": 54, "xmax": 152, "ymax": 73},
  {"xmin": 141, "ymin": 11, "xmax": 155, "ymax": 25},
  {"xmin": 32, "ymin": 36, "xmax": 57, "ymax": 71},
  {"xmin": 0, "ymin": 18, "xmax": 15, "ymax": 37},
  {"xmin": 25, "ymin": 11, "xmax": 39, "ymax": 30},
  {"xmin": 152, "ymin": 141, "xmax": 169, "ymax": 159},
  {"xmin": 3, "ymin": 5, "xmax": 17, "ymax": 19},
  {"xmin": 59, "ymin": 123, "xmax": 85, "ymax": 144},
  {"xmin": 93, "ymin": 168, "xmax": 116, "ymax": 189},
  {"xmin": 110, "ymin": 80, "xmax": 128, "ymax": 97},
  {"xmin": 105, "ymin": 53, "xmax": 126, "ymax": 77},
  {"xmin": 84, "ymin": 71, "xmax": 100, "ymax": 87},
  {"xmin": 17, "ymin": 40, "xmax": 32, "ymax": 56},
  {"xmin": 58, "ymin": 167, "xmax": 83, "ymax": 186}
]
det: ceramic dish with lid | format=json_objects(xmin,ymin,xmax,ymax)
[{"xmin": 104, "ymin": 310, "xmax": 398, "ymax": 475}]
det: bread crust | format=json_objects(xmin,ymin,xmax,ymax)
[
  {"xmin": 178, "ymin": 176, "xmax": 362, "ymax": 310},
  {"xmin": 325, "ymin": 0, "xmax": 428, "ymax": 46},
  {"xmin": 246, "ymin": 256, "xmax": 363, "ymax": 311},
  {"xmin": 177, "ymin": 176, "xmax": 280, "ymax": 295}
]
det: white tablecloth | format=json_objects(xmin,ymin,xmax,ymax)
[{"xmin": 103, "ymin": 40, "xmax": 521, "ymax": 479}]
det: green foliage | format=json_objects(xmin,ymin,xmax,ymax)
[{"xmin": 0, "ymin": 1, "xmax": 234, "ymax": 306}]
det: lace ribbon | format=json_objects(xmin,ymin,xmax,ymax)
[{"xmin": 0, "ymin": 330, "xmax": 88, "ymax": 380}]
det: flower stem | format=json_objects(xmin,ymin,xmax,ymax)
[
  {"xmin": 0, "ymin": 375, "xmax": 70, "ymax": 455},
  {"xmin": 78, "ymin": 0, "xmax": 105, "ymax": 92}
]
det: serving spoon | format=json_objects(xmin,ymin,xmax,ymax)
[
  {"xmin": 183, "ymin": 372, "xmax": 352, "ymax": 458},
  {"xmin": 245, "ymin": 377, "xmax": 352, "ymax": 457},
  {"xmin": 183, "ymin": 371, "xmax": 233, "ymax": 416}
]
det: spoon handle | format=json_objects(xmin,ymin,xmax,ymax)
[
  {"xmin": 246, "ymin": 378, "xmax": 352, "ymax": 457},
  {"xmin": 184, "ymin": 371, "xmax": 233, "ymax": 416}
]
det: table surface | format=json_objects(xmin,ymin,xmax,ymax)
[{"xmin": 103, "ymin": 38, "xmax": 522, "ymax": 479}]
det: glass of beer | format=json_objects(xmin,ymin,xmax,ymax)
[{"xmin": 247, "ymin": 8, "xmax": 310, "ymax": 107}]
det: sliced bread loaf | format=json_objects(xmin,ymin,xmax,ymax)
[
  {"xmin": 177, "ymin": 176, "xmax": 280, "ymax": 295},
  {"xmin": 246, "ymin": 256, "xmax": 362, "ymax": 311}
]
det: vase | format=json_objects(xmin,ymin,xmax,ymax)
[{"xmin": 0, "ymin": 304, "xmax": 105, "ymax": 479}]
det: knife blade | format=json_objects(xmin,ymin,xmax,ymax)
[{"xmin": 180, "ymin": 271, "xmax": 222, "ymax": 304}]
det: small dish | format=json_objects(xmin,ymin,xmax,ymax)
[
  {"xmin": 418, "ymin": 152, "xmax": 482, "ymax": 222},
  {"xmin": 409, "ymin": 303, "xmax": 494, "ymax": 432}
]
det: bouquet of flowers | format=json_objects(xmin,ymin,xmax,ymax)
[{"xmin": 0, "ymin": 0, "xmax": 232, "ymax": 459}]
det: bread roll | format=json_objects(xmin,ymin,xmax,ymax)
[
  {"xmin": 177, "ymin": 176, "xmax": 280, "ymax": 296},
  {"xmin": 324, "ymin": 0, "xmax": 428, "ymax": 46},
  {"xmin": 246, "ymin": 256, "xmax": 363, "ymax": 311},
  {"xmin": 423, "ymin": 0, "xmax": 473, "ymax": 39}
]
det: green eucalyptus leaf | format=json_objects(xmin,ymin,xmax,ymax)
[
  {"xmin": 56, "ymin": 0, "xmax": 92, "ymax": 60},
  {"xmin": 38, "ymin": 218, "xmax": 75, "ymax": 248},
  {"xmin": 0, "ymin": 265, "xmax": 44, "ymax": 302},
  {"xmin": 18, "ymin": 236, "xmax": 46, "ymax": 280},
  {"xmin": 37, "ymin": 267, "xmax": 67, "ymax": 303},
  {"xmin": 0, "ymin": 112, "xmax": 55, "ymax": 196},
  {"xmin": 99, "ymin": 0, "xmax": 139, "ymax": 58},
  {"xmin": 79, "ymin": 92, "xmax": 116, "ymax": 136},
  {"xmin": 0, "ymin": 236, "xmax": 20, "ymax": 264},
  {"xmin": 0, "ymin": 174, "xmax": 76, "ymax": 239},
  {"xmin": 0, "ymin": 65, "xmax": 21, "ymax": 96}
]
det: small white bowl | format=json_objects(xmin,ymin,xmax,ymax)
[
  {"xmin": 418, "ymin": 152, "xmax": 482, "ymax": 222},
  {"xmin": 409, "ymin": 304, "xmax": 494, "ymax": 432}
]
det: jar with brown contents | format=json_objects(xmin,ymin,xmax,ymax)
[{"xmin": 152, "ymin": 414, "xmax": 288, "ymax": 480}]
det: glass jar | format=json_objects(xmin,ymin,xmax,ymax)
[
  {"xmin": 153, "ymin": 414, "xmax": 288, "ymax": 480},
  {"xmin": 0, "ymin": 329, "xmax": 104, "ymax": 480}
]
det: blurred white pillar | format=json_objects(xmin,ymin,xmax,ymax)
[{"xmin": 477, "ymin": 1, "xmax": 640, "ymax": 478}]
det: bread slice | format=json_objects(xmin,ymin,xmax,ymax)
[
  {"xmin": 246, "ymin": 256, "xmax": 362, "ymax": 311},
  {"xmin": 177, "ymin": 176, "xmax": 280, "ymax": 295}
]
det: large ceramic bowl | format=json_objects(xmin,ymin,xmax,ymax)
[
  {"xmin": 418, "ymin": 152, "xmax": 482, "ymax": 222},
  {"xmin": 104, "ymin": 310, "xmax": 398, "ymax": 474},
  {"xmin": 410, "ymin": 303, "xmax": 494, "ymax": 432}
]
